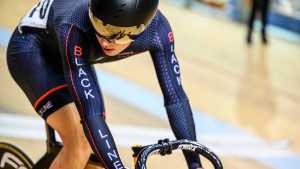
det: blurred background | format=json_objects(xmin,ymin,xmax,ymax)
[{"xmin": 0, "ymin": 0, "xmax": 300, "ymax": 168}]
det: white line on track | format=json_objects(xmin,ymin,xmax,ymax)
[{"xmin": 0, "ymin": 113, "xmax": 294, "ymax": 159}]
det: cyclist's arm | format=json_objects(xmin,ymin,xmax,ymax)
[
  {"xmin": 57, "ymin": 24, "xmax": 125, "ymax": 169},
  {"xmin": 150, "ymin": 12, "xmax": 202, "ymax": 169}
]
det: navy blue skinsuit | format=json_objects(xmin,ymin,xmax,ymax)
[{"xmin": 7, "ymin": 0, "xmax": 201, "ymax": 168}]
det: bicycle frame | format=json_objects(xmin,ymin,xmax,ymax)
[
  {"xmin": 32, "ymin": 124, "xmax": 63, "ymax": 168},
  {"xmin": 38, "ymin": 125, "xmax": 222, "ymax": 169}
]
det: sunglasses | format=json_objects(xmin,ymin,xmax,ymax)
[{"xmin": 94, "ymin": 29, "xmax": 139, "ymax": 44}]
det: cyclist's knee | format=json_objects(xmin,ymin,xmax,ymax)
[
  {"xmin": 61, "ymin": 133, "xmax": 92, "ymax": 160},
  {"xmin": 62, "ymin": 128, "xmax": 91, "ymax": 155}
]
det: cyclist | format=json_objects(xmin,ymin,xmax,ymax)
[{"xmin": 7, "ymin": 0, "xmax": 202, "ymax": 168}]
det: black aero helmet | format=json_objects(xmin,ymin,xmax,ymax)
[{"xmin": 89, "ymin": 0, "xmax": 159, "ymax": 44}]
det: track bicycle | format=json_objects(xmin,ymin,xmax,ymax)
[{"xmin": 0, "ymin": 124, "xmax": 223, "ymax": 169}]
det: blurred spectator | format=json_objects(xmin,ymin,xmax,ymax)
[{"xmin": 247, "ymin": 0, "xmax": 270, "ymax": 44}]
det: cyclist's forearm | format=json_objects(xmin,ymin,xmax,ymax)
[
  {"xmin": 166, "ymin": 100, "xmax": 202, "ymax": 169},
  {"xmin": 82, "ymin": 115, "xmax": 125, "ymax": 169},
  {"xmin": 166, "ymin": 100, "xmax": 196, "ymax": 140}
]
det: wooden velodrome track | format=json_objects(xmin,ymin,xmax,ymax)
[{"xmin": 1, "ymin": 0, "xmax": 300, "ymax": 168}]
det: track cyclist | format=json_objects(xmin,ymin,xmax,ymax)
[{"xmin": 7, "ymin": 0, "xmax": 203, "ymax": 168}]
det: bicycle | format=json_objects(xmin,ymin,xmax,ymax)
[{"xmin": 0, "ymin": 124, "xmax": 223, "ymax": 169}]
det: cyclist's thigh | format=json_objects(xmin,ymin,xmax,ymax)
[{"xmin": 7, "ymin": 28, "xmax": 72, "ymax": 120}]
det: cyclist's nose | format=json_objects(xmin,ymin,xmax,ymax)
[
  {"xmin": 96, "ymin": 35, "xmax": 113, "ymax": 47},
  {"xmin": 101, "ymin": 38, "xmax": 110, "ymax": 45}
]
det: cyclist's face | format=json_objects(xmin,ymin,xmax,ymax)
[{"xmin": 96, "ymin": 35, "xmax": 131, "ymax": 56}]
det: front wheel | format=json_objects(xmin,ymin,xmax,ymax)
[{"xmin": 0, "ymin": 142, "xmax": 33, "ymax": 169}]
